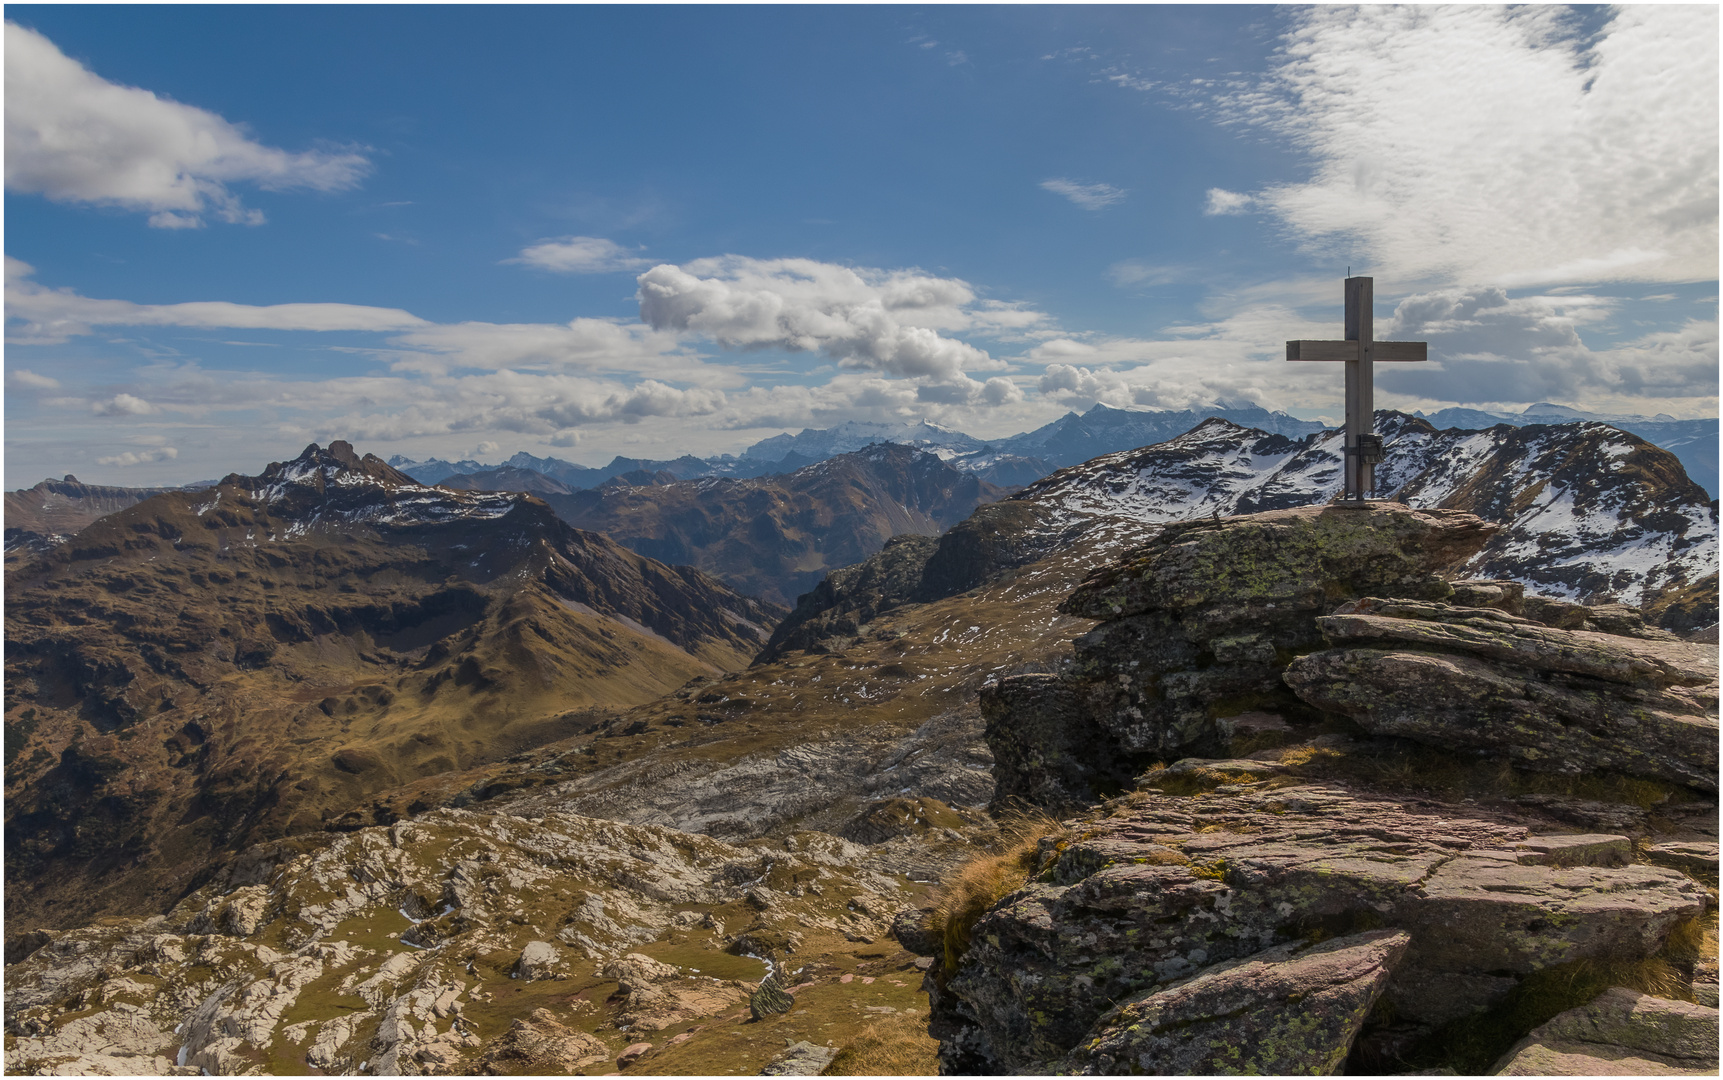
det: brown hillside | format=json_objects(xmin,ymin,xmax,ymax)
[
  {"xmin": 3, "ymin": 442, "xmax": 782, "ymax": 928},
  {"xmin": 4, "ymin": 475, "xmax": 182, "ymax": 542}
]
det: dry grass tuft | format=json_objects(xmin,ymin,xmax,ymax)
[
  {"xmin": 926, "ymin": 813, "xmax": 1067, "ymax": 976},
  {"xmin": 821, "ymin": 1007, "xmax": 939, "ymax": 1075}
]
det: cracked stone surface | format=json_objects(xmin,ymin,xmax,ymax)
[
  {"xmin": 1491, "ymin": 986, "xmax": 1720, "ymax": 1075},
  {"xmin": 1060, "ymin": 930, "xmax": 1410, "ymax": 1076},
  {"xmin": 927, "ymin": 778, "xmax": 1708, "ymax": 1074}
]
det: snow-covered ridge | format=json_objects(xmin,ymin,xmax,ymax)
[
  {"xmin": 1022, "ymin": 413, "xmax": 1717, "ymax": 613},
  {"xmin": 242, "ymin": 443, "xmax": 526, "ymax": 529}
]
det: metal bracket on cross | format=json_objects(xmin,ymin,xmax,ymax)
[{"xmin": 1286, "ymin": 277, "xmax": 1427, "ymax": 501}]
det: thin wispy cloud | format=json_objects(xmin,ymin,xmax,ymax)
[
  {"xmin": 4, "ymin": 22, "xmax": 369, "ymax": 228},
  {"xmin": 1215, "ymin": 5, "xmax": 1718, "ymax": 288},
  {"xmin": 5, "ymin": 257, "xmax": 427, "ymax": 343},
  {"xmin": 1040, "ymin": 178, "xmax": 1126, "ymax": 210}
]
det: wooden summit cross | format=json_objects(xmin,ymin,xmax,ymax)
[{"xmin": 1286, "ymin": 276, "xmax": 1427, "ymax": 501}]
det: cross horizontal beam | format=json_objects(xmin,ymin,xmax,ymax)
[{"xmin": 1285, "ymin": 340, "xmax": 1428, "ymax": 362}]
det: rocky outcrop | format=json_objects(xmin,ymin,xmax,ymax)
[
  {"xmin": 476, "ymin": 1008, "xmax": 606, "ymax": 1074},
  {"xmin": 1064, "ymin": 930, "xmax": 1410, "ymax": 1075},
  {"xmin": 1490, "ymin": 986, "xmax": 1719, "ymax": 1075},
  {"xmin": 938, "ymin": 501, "xmax": 1719, "ymax": 1075},
  {"xmin": 1286, "ymin": 597, "xmax": 1719, "ymax": 791},
  {"xmin": 927, "ymin": 775, "xmax": 1712, "ymax": 1074},
  {"xmin": 983, "ymin": 502, "xmax": 1498, "ymax": 810},
  {"xmin": 3, "ymin": 808, "xmax": 910, "ymax": 1076}
]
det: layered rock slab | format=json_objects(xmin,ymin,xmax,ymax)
[
  {"xmin": 1286, "ymin": 597, "xmax": 1720, "ymax": 791},
  {"xmin": 1061, "ymin": 930, "xmax": 1410, "ymax": 1076},
  {"xmin": 928, "ymin": 780, "xmax": 1708, "ymax": 1074},
  {"xmin": 983, "ymin": 503, "xmax": 1499, "ymax": 809},
  {"xmin": 1490, "ymin": 986, "xmax": 1719, "ymax": 1075}
]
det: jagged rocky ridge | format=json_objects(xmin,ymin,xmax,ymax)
[{"xmin": 924, "ymin": 502, "xmax": 1719, "ymax": 1075}]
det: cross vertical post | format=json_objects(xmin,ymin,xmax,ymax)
[
  {"xmin": 1285, "ymin": 276, "xmax": 1427, "ymax": 502},
  {"xmin": 1345, "ymin": 276, "xmax": 1373, "ymax": 500}
]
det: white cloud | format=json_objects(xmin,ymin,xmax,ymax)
[
  {"xmin": 1214, "ymin": 6, "xmax": 1717, "ymax": 288},
  {"xmin": 9, "ymin": 367, "xmax": 59, "ymax": 388},
  {"xmin": 636, "ymin": 256, "xmax": 1017, "ymax": 382},
  {"xmin": 92, "ymin": 392, "xmax": 155, "ymax": 416},
  {"xmin": 5, "ymin": 22, "xmax": 369, "ymax": 227},
  {"xmin": 1378, "ymin": 285, "xmax": 1718, "ymax": 405},
  {"xmin": 1040, "ymin": 178, "xmax": 1126, "ymax": 210},
  {"xmin": 97, "ymin": 446, "xmax": 176, "ymax": 466},
  {"xmin": 507, "ymin": 236, "xmax": 652, "ymax": 274},
  {"xmin": 1203, "ymin": 188, "xmax": 1256, "ymax": 216},
  {"xmin": 5, "ymin": 257, "xmax": 428, "ymax": 342}
]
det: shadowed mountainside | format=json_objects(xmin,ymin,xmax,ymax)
[{"xmin": 532, "ymin": 444, "xmax": 1008, "ymax": 607}]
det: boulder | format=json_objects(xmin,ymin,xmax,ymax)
[
  {"xmin": 889, "ymin": 907, "xmax": 938, "ymax": 957},
  {"xmin": 513, "ymin": 940, "xmax": 562, "ymax": 981},
  {"xmin": 760, "ymin": 1039, "xmax": 839, "ymax": 1075},
  {"xmin": 600, "ymin": 953, "xmax": 748, "ymax": 1032},
  {"xmin": 1491, "ymin": 987, "xmax": 1719, "ymax": 1075},
  {"xmin": 749, "ymin": 973, "xmax": 795, "ymax": 1020},
  {"xmin": 1061, "ymin": 930, "xmax": 1410, "ymax": 1075},
  {"xmin": 477, "ymin": 1008, "xmax": 608, "ymax": 1074}
]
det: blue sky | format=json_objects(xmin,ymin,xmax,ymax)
[{"xmin": 5, "ymin": 5, "xmax": 1717, "ymax": 486}]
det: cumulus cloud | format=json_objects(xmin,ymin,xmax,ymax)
[
  {"xmin": 1216, "ymin": 6, "xmax": 1717, "ymax": 287},
  {"xmin": 637, "ymin": 256, "xmax": 1019, "ymax": 382},
  {"xmin": 5, "ymin": 257, "xmax": 426, "ymax": 342},
  {"xmin": 5, "ymin": 22, "xmax": 369, "ymax": 227},
  {"xmin": 92, "ymin": 392, "xmax": 156, "ymax": 416},
  {"xmin": 1040, "ymin": 178, "xmax": 1126, "ymax": 210},
  {"xmin": 507, "ymin": 236, "xmax": 652, "ymax": 274},
  {"xmin": 97, "ymin": 445, "xmax": 177, "ymax": 466}
]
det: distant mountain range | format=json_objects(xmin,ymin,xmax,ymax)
[
  {"xmin": 388, "ymin": 404, "xmax": 1329, "ymax": 492},
  {"xmin": 389, "ymin": 401, "xmax": 1718, "ymax": 499},
  {"xmin": 1022, "ymin": 412, "xmax": 1717, "ymax": 623}
]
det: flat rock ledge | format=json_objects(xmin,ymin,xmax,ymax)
[
  {"xmin": 927, "ymin": 778, "xmax": 1711, "ymax": 1075},
  {"xmin": 1286, "ymin": 597, "xmax": 1719, "ymax": 792},
  {"xmin": 1491, "ymin": 986, "xmax": 1720, "ymax": 1075}
]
